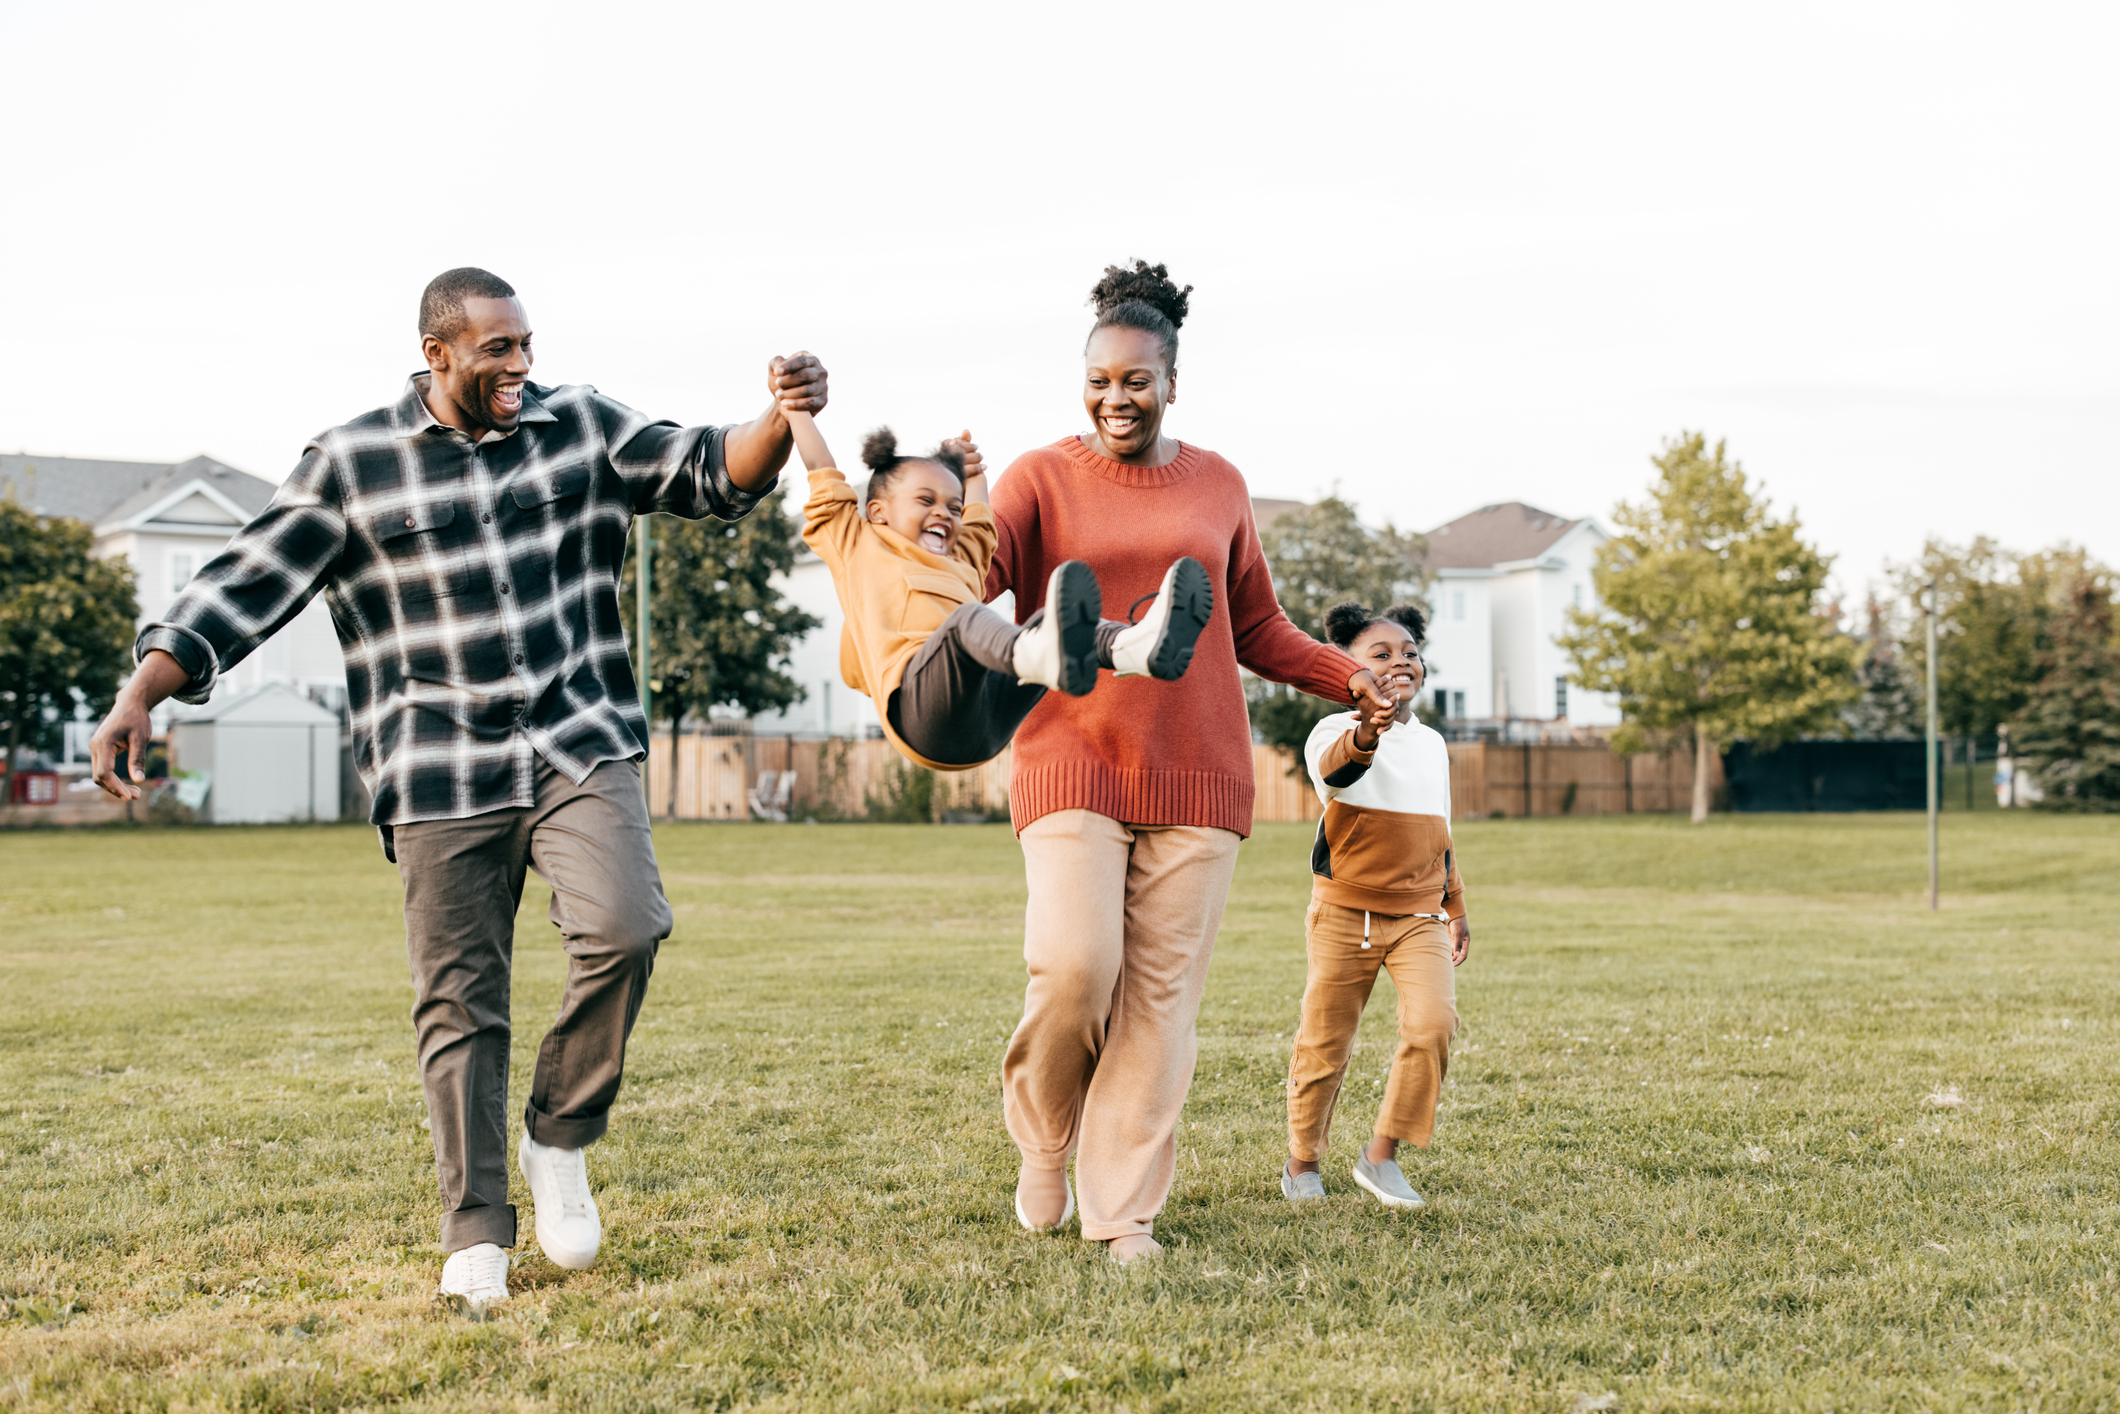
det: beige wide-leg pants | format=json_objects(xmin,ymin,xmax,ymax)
[{"xmin": 1002, "ymin": 809, "xmax": 1242, "ymax": 1241}]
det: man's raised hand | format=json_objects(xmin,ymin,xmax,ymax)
[{"xmin": 767, "ymin": 352, "xmax": 828, "ymax": 416}]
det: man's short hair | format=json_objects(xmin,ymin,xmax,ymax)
[{"xmin": 419, "ymin": 267, "xmax": 517, "ymax": 342}]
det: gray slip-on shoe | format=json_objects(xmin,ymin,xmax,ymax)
[
  {"xmin": 1351, "ymin": 1152, "xmax": 1426, "ymax": 1209},
  {"xmin": 1281, "ymin": 1163, "xmax": 1327, "ymax": 1203}
]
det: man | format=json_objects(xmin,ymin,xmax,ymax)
[{"xmin": 89, "ymin": 267, "xmax": 825, "ymax": 1310}]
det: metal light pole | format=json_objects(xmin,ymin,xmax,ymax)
[
  {"xmin": 637, "ymin": 515, "xmax": 653, "ymax": 808},
  {"xmin": 1924, "ymin": 579, "xmax": 1939, "ymax": 912}
]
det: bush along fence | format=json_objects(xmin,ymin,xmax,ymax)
[{"xmin": 643, "ymin": 731, "xmax": 1707, "ymax": 823}]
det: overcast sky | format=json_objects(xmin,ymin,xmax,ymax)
[{"xmin": 4, "ymin": 2, "xmax": 2113, "ymax": 607}]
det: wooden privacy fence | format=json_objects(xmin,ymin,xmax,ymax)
[
  {"xmin": 1442, "ymin": 740, "xmax": 1710, "ymax": 818},
  {"xmin": 647, "ymin": 731, "xmax": 1705, "ymax": 822}
]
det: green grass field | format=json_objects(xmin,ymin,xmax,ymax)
[{"xmin": 1, "ymin": 811, "xmax": 2115, "ymax": 1412}]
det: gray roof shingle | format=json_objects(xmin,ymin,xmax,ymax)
[
  {"xmin": 1421, "ymin": 501, "xmax": 1583, "ymax": 570},
  {"xmin": 0, "ymin": 453, "xmax": 275, "ymax": 528}
]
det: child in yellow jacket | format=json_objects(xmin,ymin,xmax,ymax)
[{"xmin": 795, "ymin": 417, "xmax": 1210, "ymax": 770}]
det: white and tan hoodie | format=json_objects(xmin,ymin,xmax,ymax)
[{"xmin": 1303, "ymin": 711, "xmax": 1466, "ymax": 919}]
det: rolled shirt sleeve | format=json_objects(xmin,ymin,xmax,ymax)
[{"xmin": 593, "ymin": 391, "xmax": 762, "ymax": 522}]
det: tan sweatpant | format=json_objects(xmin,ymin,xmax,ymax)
[
  {"xmin": 1286, "ymin": 900, "xmax": 1458, "ymax": 1162},
  {"xmin": 1002, "ymin": 809, "xmax": 1242, "ymax": 1241}
]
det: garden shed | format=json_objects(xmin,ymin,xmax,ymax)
[{"xmin": 168, "ymin": 682, "xmax": 341, "ymax": 824}]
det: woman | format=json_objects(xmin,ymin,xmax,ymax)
[{"xmin": 986, "ymin": 261, "xmax": 1393, "ymax": 1261}]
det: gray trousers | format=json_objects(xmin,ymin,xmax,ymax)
[
  {"xmin": 887, "ymin": 603, "xmax": 1047, "ymax": 767},
  {"xmin": 392, "ymin": 758, "xmax": 671, "ymax": 1251}
]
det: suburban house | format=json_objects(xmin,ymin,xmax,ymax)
[
  {"xmin": 1419, "ymin": 501, "xmax": 1619, "ymax": 729},
  {"xmin": 0, "ymin": 453, "xmax": 347, "ymax": 745}
]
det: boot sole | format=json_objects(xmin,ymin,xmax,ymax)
[
  {"xmin": 1146, "ymin": 557, "xmax": 1213, "ymax": 681},
  {"xmin": 1049, "ymin": 561, "xmax": 1102, "ymax": 697}
]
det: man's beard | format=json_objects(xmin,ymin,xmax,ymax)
[{"xmin": 458, "ymin": 370, "xmax": 514, "ymax": 433}]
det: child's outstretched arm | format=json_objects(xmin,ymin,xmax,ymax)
[
  {"xmin": 941, "ymin": 430, "xmax": 989, "ymax": 507},
  {"xmin": 782, "ymin": 407, "xmax": 836, "ymax": 473}
]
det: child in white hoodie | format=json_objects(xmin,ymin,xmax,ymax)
[{"xmin": 1282, "ymin": 601, "xmax": 1471, "ymax": 1210}]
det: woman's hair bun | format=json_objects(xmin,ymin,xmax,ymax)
[
  {"xmin": 1323, "ymin": 600, "xmax": 1376, "ymax": 649},
  {"xmin": 1382, "ymin": 602, "xmax": 1430, "ymax": 643},
  {"xmin": 1090, "ymin": 259, "xmax": 1192, "ymax": 329},
  {"xmin": 860, "ymin": 426, "xmax": 900, "ymax": 474}
]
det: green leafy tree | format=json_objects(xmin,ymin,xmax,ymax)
[
  {"xmin": 1890, "ymin": 539, "xmax": 2115, "ymax": 745},
  {"xmin": 1844, "ymin": 592, "xmax": 1919, "ymax": 739},
  {"xmin": 1245, "ymin": 496, "xmax": 1429, "ymax": 768},
  {"xmin": 1891, "ymin": 538, "xmax": 2041, "ymax": 740},
  {"xmin": 1558, "ymin": 432, "xmax": 1860, "ymax": 822},
  {"xmin": 2012, "ymin": 577, "xmax": 2120, "ymax": 811},
  {"xmin": 621, "ymin": 488, "xmax": 820, "ymax": 816},
  {"xmin": 0, "ymin": 500, "xmax": 139, "ymax": 798}
]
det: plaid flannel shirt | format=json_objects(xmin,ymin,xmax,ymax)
[{"xmin": 139, "ymin": 374, "xmax": 767, "ymax": 828}]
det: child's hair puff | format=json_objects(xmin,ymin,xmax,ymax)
[
  {"xmin": 1087, "ymin": 259, "xmax": 1193, "ymax": 373},
  {"xmin": 1324, "ymin": 600, "xmax": 1429, "ymax": 651},
  {"xmin": 860, "ymin": 425, "xmax": 966, "ymax": 504}
]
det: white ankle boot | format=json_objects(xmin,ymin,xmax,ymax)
[
  {"xmin": 518, "ymin": 1132, "xmax": 603, "ymax": 1269},
  {"xmin": 1012, "ymin": 560, "xmax": 1101, "ymax": 696},
  {"xmin": 1109, "ymin": 557, "xmax": 1213, "ymax": 679}
]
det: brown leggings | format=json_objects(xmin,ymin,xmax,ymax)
[{"xmin": 1286, "ymin": 900, "xmax": 1458, "ymax": 1161}]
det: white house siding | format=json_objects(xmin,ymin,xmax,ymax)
[
  {"xmin": 1533, "ymin": 524, "xmax": 1621, "ymax": 727},
  {"xmin": 748, "ymin": 553, "xmax": 882, "ymax": 738},
  {"xmin": 1423, "ymin": 572, "xmax": 1494, "ymax": 720},
  {"xmin": 97, "ymin": 521, "xmax": 347, "ymax": 721}
]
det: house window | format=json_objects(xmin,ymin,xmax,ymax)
[
  {"xmin": 1453, "ymin": 690, "xmax": 1466, "ymax": 719},
  {"xmin": 1452, "ymin": 591, "xmax": 1465, "ymax": 621},
  {"xmin": 171, "ymin": 553, "xmax": 193, "ymax": 592},
  {"xmin": 1573, "ymin": 583, "xmax": 1583, "ymax": 608},
  {"xmin": 1433, "ymin": 688, "xmax": 1449, "ymax": 718},
  {"xmin": 1555, "ymin": 676, "xmax": 1569, "ymax": 718}
]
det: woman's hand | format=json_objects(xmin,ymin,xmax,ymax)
[
  {"xmin": 1450, "ymin": 916, "xmax": 1471, "ymax": 965},
  {"xmin": 941, "ymin": 429, "xmax": 985, "ymax": 482},
  {"xmin": 1351, "ymin": 690, "xmax": 1399, "ymax": 751},
  {"xmin": 1348, "ymin": 669, "xmax": 1396, "ymax": 717}
]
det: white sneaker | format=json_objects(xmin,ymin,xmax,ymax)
[
  {"xmin": 1109, "ymin": 557, "xmax": 1213, "ymax": 680},
  {"xmin": 1011, "ymin": 560, "xmax": 1101, "ymax": 696},
  {"xmin": 1351, "ymin": 1152, "xmax": 1426, "ymax": 1210},
  {"xmin": 518, "ymin": 1132, "xmax": 603, "ymax": 1269},
  {"xmin": 438, "ymin": 1242, "xmax": 511, "ymax": 1312}
]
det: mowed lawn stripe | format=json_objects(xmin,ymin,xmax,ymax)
[{"xmin": 0, "ymin": 813, "xmax": 2114, "ymax": 1412}]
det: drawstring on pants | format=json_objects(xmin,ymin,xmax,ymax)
[{"xmin": 1363, "ymin": 910, "xmax": 1451, "ymax": 950}]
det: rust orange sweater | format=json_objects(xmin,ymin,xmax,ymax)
[{"xmin": 985, "ymin": 436, "xmax": 1363, "ymax": 837}]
